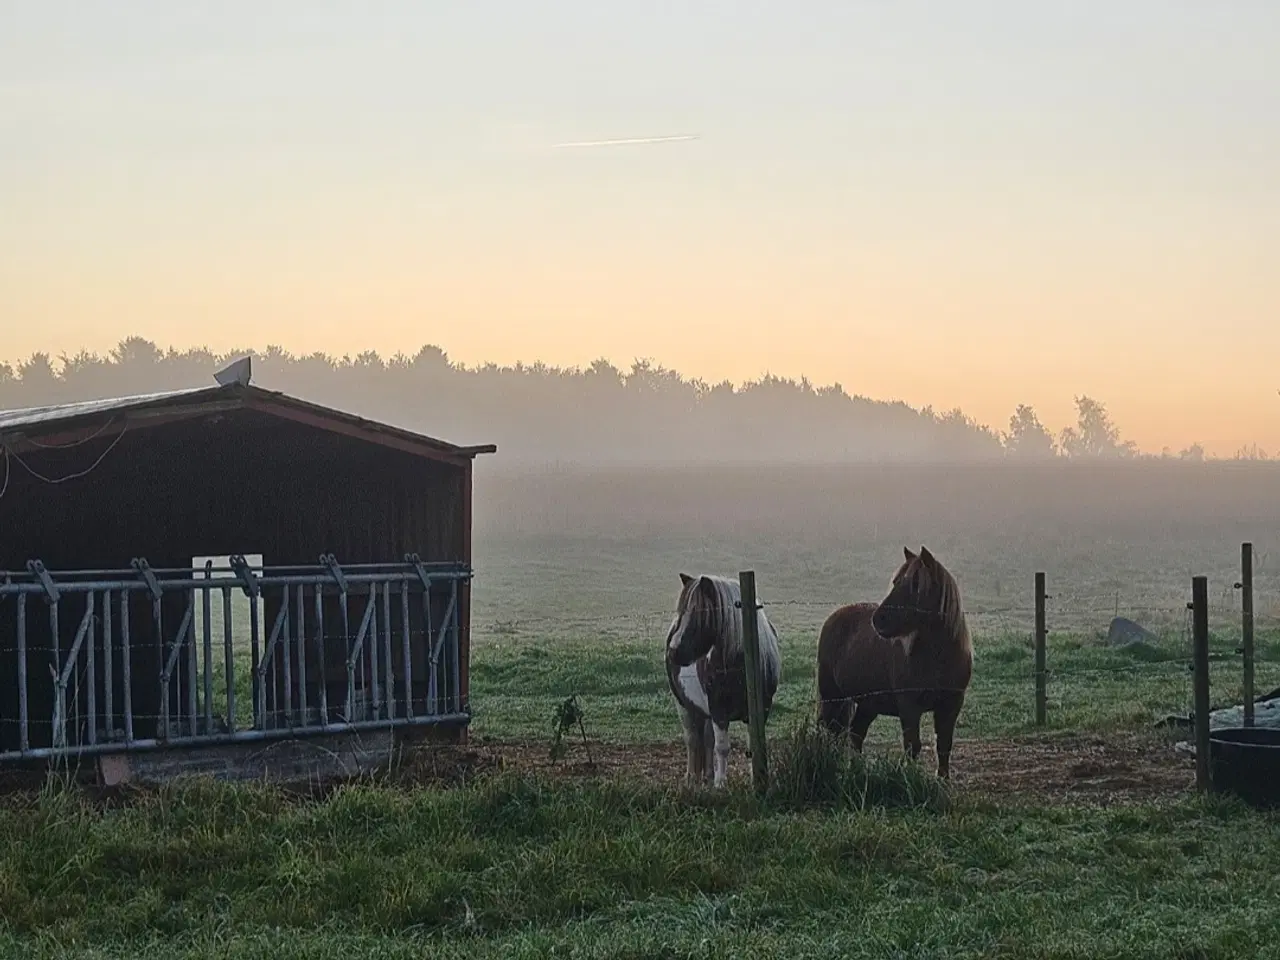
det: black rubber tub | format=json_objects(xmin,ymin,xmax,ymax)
[{"xmin": 1208, "ymin": 727, "xmax": 1280, "ymax": 808}]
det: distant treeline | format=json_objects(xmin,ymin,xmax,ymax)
[{"xmin": 0, "ymin": 337, "xmax": 1267, "ymax": 464}]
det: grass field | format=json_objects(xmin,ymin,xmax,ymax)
[
  {"xmin": 5, "ymin": 462, "xmax": 1280, "ymax": 958},
  {"xmin": 2, "ymin": 765, "xmax": 1279, "ymax": 959}
]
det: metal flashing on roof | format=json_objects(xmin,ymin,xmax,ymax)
[
  {"xmin": 0, "ymin": 385, "xmax": 222, "ymax": 434},
  {"xmin": 0, "ymin": 363, "xmax": 496, "ymax": 463}
]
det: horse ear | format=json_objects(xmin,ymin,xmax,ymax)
[
  {"xmin": 919, "ymin": 547, "xmax": 936, "ymax": 568},
  {"xmin": 679, "ymin": 572, "xmax": 694, "ymax": 587},
  {"xmin": 697, "ymin": 575, "xmax": 718, "ymax": 597},
  {"xmin": 903, "ymin": 547, "xmax": 917, "ymax": 562}
]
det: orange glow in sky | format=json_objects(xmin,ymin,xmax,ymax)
[{"xmin": 2, "ymin": 3, "xmax": 1277, "ymax": 455}]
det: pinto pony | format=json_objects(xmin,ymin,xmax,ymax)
[
  {"xmin": 665, "ymin": 573, "xmax": 782, "ymax": 788},
  {"xmin": 815, "ymin": 547, "xmax": 972, "ymax": 778}
]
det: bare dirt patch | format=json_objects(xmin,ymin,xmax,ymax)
[
  {"xmin": 946, "ymin": 731, "xmax": 1194, "ymax": 805},
  {"xmin": 401, "ymin": 729, "xmax": 1196, "ymax": 806},
  {"xmin": 2, "ymin": 730, "xmax": 1191, "ymax": 809}
]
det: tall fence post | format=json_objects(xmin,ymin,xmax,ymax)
[
  {"xmin": 1240, "ymin": 542, "xmax": 1255, "ymax": 728},
  {"xmin": 1191, "ymin": 575, "xmax": 1211, "ymax": 794},
  {"xmin": 738, "ymin": 570, "xmax": 769, "ymax": 794},
  {"xmin": 1034, "ymin": 572, "xmax": 1047, "ymax": 726}
]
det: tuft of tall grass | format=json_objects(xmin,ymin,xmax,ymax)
[{"xmin": 765, "ymin": 717, "xmax": 950, "ymax": 813}]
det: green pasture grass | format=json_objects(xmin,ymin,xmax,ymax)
[
  {"xmin": 0, "ymin": 741, "xmax": 1277, "ymax": 960},
  {"xmin": 467, "ymin": 619, "xmax": 1280, "ymax": 746}
]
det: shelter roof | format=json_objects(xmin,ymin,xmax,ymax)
[{"xmin": 0, "ymin": 358, "xmax": 496, "ymax": 465}]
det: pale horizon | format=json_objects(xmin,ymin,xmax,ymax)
[{"xmin": 3, "ymin": 2, "xmax": 1278, "ymax": 457}]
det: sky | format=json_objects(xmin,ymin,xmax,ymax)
[{"xmin": 2, "ymin": 1, "xmax": 1278, "ymax": 455}]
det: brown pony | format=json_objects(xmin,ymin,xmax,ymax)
[{"xmin": 815, "ymin": 546, "xmax": 972, "ymax": 778}]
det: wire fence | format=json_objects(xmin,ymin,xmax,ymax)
[{"xmin": 4, "ymin": 548, "xmax": 1278, "ymax": 769}]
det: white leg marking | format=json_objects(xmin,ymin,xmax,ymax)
[
  {"xmin": 712, "ymin": 722, "xmax": 731, "ymax": 788},
  {"xmin": 679, "ymin": 707, "xmax": 701, "ymax": 785}
]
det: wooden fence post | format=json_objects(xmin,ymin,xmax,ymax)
[
  {"xmin": 1034, "ymin": 572, "xmax": 1047, "ymax": 726},
  {"xmin": 1191, "ymin": 575, "xmax": 1211, "ymax": 794},
  {"xmin": 1241, "ymin": 543, "xmax": 1255, "ymax": 728},
  {"xmin": 738, "ymin": 570, "xmax": 768, "ymax": 794}
]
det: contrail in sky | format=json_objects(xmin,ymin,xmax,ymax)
[{"xmin": 552, "ymin": 134, "xmax": 700, "ymax": 148}]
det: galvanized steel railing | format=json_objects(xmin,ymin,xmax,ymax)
[{"xmin": 0, "ymin": 555, "xmax": 471, "ymax": 761}]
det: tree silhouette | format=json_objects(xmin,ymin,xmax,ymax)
[
  {"xmin": 0, "ymin": 338, "xmax": 1250, "ymax": 463},
  {"xmin": 1002, "ymin": 404, "xmax": 1058, "ymax": 459},
  {"xmin": 1058, "ymin": 395, "xmax": 1136, "ymax": 459},
  {"xmin": 1179, "ymin": 442, "xmax": 1205, "ymax": 462}
]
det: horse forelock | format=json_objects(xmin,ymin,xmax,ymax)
[
  {"xmin": 697, "ymin": 575, "xmax": 744, "ymax": 658},
  {"xmin": 673, "ymin": 577, "xmax": 717, "ymax": 641},
  {"xmin": 678, "ymin": 574, "xmax": 778, "ymax": 664},
  {"xmin": 888, "ymin": 558, "xmax": 909, "ymax": 589}
]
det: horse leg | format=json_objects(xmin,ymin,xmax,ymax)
[
  {"xmin": 711, "ymin": 721, "xmax": 731, "ymax": 788},
  {"xmin": 934, "ymin": 693, "xmax": 964, "ymax": 780},
  {"xmin": 818, "ymin": 695, "xmax": 853, "ymax": 739},
  {"xmin": 679, "ymin": 707, "xmax": 704, "ymax": 786},
  {"xmin": 898, "ymin": 701, "xmax": 923, "ymax": 764},
  {"xmin": 848, "ymin": 707, "xmax": 875, "ymax": 753},
  {"xmin": 702, "ymin": 718, "xmax": 715, "ymax": 784}
]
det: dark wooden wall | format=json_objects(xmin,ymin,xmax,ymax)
[{"xmin": 0, "ymin": 410, "xmax": 471, "ymax": 751}]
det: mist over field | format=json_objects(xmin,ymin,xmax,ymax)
[
  {"xmin": 471, "ymin": 459, "xmax": 1280, "ymax": 632},
  {"xmin": 6, "ymin": 339, "xmax": 1279, "ymax": 626}
]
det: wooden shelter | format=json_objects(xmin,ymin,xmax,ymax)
[{"xmin": 0, "ymin": 360, "xmax": 494, "ymax": 776}]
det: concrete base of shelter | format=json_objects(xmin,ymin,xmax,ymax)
[
  {"xmin": 102, "ymin": 722, "xmax": 469, "ymax": 787},
  {"xmin": 0, "ymin": 721, "xmax": 469, "ymax": 792}
]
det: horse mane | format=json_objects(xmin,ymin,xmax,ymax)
[{"xmin": 932, "ymin": 560, "xmax": 968, "ymax": 645}]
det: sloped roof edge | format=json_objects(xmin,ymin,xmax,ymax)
[{"xmin": 0, "ymin": 381, "xmax": 497, "ymax": 463}]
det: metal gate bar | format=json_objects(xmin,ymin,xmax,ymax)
[{"xmin": 0, "ymin": 556, "xmax": 471, "ymax": 761}]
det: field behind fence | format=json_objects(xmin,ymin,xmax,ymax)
[{"xmin": 465, "ymin": 533, "xmax": 1280, "ymax": 757}]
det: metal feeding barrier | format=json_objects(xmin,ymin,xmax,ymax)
[{"xmin": 0, "ymin": 555, "xmax": 471, "ymax": 762}]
